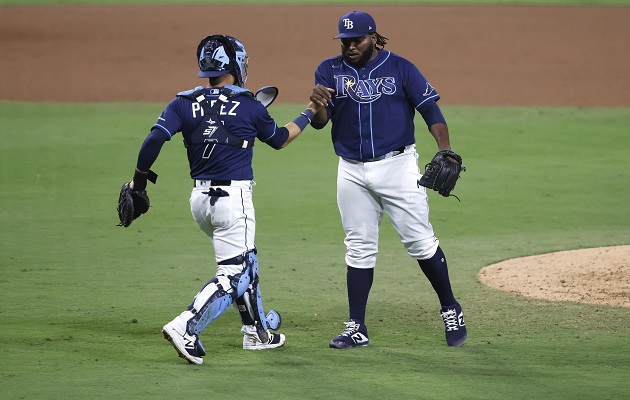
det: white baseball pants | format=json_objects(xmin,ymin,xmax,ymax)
[
  {"xmin": 189, "ymin": 180, "xmax": 255, "ymax": 276},
  {"xmin": 337, "ymin": 146, "xmax": 439, "ymax": 269}
]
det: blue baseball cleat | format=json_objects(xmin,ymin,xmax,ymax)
[
  {"xmin": 441, "ymin": 303, "xmax": 467, "ymax": 347},
  {"xmin": 329, "ymin": 319, "xmax": 369, "ymax": 349}
]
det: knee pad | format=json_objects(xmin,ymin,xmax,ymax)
[
  {"xmin": 230, "ymin": 267, "xmax": 252, "ymax": 298},
  {"xmin": 405, "ymin": 236, "xmax": 440, "ymax": 260}
]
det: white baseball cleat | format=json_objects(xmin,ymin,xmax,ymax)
[
  {"xmin": 162, "ymin": 314, "xmax": 204, "ymax": 364},
  {"xmin": 241, "ymin": 325, "xmax": 286, "ymax": 350}
]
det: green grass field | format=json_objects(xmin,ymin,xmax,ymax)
[
  {"xmin": 1, "ymin": 101, "xmax": 628, "ymax": 399},
  {"xmin": 1, "ymin": 0, "xmax": 629, "ymax": 398}
]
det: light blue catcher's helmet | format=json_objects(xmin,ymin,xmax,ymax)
[{"xmin": 197, "ymin": 35, "xmax": 249, "ymax": 87}]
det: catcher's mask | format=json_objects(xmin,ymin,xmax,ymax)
[{"xmin": 197, "ymin": 35, "xmax": 249, "ymax": 87}]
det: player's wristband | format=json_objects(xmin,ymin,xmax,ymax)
[
  {"xmin": 133, "ymin": 168, "xmax": 149, "ymax": 191},
  {"xmin": 301, "ymin": 109, "xmax": 315, "ymax": 122},
  {"xmin": 292, "ymin": 109, "xmax": 316, "ymax": 131}
]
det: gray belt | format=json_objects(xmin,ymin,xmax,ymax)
[{"xmin": 365, "ymin": 147, "xmax": 405, "ymax": 162}]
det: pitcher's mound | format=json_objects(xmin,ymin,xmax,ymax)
[{"xmin": 479, "ymin": 246, "xmax": 630, "ymax": 308}]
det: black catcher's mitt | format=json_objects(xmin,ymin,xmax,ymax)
[
  {"xmin": 117, "ymin": 169, "xmax": 158, "ymax": 227},
  {"xmin": 117, "ymin": 183, "xmax": 151, "ymax": 227},
  {"xmin": 418, "ymin": 150, "xmax": 466, "ymax": 199}
]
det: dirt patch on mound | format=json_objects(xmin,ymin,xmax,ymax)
[{"xmin": 479, "ymin": 246, "xmax": 630, "ymax": 308}]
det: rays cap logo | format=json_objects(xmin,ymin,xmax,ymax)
[{"xmin": 334, "ymin": 11, "xmax": 377, "ymax": 39}]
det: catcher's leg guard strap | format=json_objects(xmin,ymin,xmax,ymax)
[{"xmin": 234, "ymin": 295, "xmax": 255, "ymax": 325}]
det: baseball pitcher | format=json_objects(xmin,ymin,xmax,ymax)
[{"xmin": 309, "ymin": 11, "xmax": 467, "ymax": 349}]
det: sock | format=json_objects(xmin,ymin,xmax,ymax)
[
  {"xmin": 347, "ymin": 266, "xmax": 374, "ymax": 324},
  {"xmin": 417, "ymin": 246, "xmax": 457, "ymax": 307}
]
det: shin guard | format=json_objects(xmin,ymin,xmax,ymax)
[
  {"xmin": 185, "ymin": 250, "xmax": 281, "ymax": 338},
  {"xmin": 244, "ymin": 251, "xmax": 282, "ymax": 341},
  {"xmin": 187, "ymin": 277, "xmax": 234, "ymax": 335}
]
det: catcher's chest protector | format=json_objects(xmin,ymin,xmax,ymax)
[{"xmin": 178, "ymin": 87, "xmax": 254, "ymax": 150}]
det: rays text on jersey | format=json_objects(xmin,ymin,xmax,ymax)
[{"xmin": 334, "ymin": 75, "xmax": 396, "ymax": 103}]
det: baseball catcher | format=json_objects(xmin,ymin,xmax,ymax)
[
  {"xmin": 418, "ymin": 150, "xmax": 465, "ymax": 199},
  {"xmin": 117, "ymin": 33, "xmax": 325, "ymax": 364},
  {"xmin": 116, "ymin": 169, "xmax": 157, "ymax": 227}
]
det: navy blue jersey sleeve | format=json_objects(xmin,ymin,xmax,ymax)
[
  {"xmin": 252, "ymin": 103, "xmax": 289, "ymax": 150},
  {"xmin": 399, "ymin": 57, "xmax": 441, "ymax": 109},
  {"xmin": 417, "ymin": 99, "xmax": 447, "ymax": 127},
  {"xmin": 151, "ymin": 97, "xmax": 185, "ymax": 138},
  {"xmin": 136, "ymin": 128, "xmax": 170, "ymax": 172}
]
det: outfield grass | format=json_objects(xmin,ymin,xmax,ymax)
[{"xmin": 0, "ymin": 101, "xmax": 628, "ymax": 399}]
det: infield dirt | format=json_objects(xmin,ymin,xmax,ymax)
[
  {"xmin": 1, "ymin": 5, "xmax": 629, "ymax": 107},
  {"xmin": 0, "ymin": 4, "xmax": 628, "ymax": 307}
]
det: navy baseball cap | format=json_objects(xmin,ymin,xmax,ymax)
[{"xmin": 334, "ymin": 11, "xmax": 377, "ymax": 39}]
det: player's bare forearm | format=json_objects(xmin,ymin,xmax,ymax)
[
  {"xmin": 311, "ymin": 108, "xmax": 328, "ymax": 127},
  {"xmin": 428, "ymin": 123, "xmax": 452, "ymax": 151},
  {"xmin": 281, "ymin": 123, "xmax": 304, "ymax": 148},
  {"xmin": 428, "ymin": 123, "xmax": 463, "ymax": 164}
]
